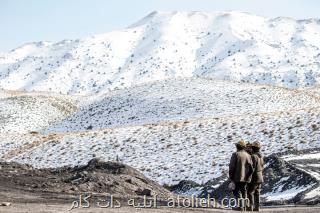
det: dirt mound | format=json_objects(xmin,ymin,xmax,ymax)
[{"xmin": 0, "ymin": 159, "xmax": 172, "ymax": 199}]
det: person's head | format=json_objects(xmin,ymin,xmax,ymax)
[
  {"xmin": 252, "ymin": 141, "xmax": 261, "ymax": 152},
  {"xmin": 236, "ymin": 139, "xmax": 246, "ymax": 151},
  {"xmin": 245, "ymin": 142, "xmax": 253, "ymax": 154}
]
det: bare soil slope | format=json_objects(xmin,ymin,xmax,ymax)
[{"xmin": 0, "ymin": 159, "xmax": 171, "ymax": 201}]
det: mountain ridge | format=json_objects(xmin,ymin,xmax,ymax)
[{"xmin": 1, "ymin": 11, "xmax": 320, "ymax": 95}]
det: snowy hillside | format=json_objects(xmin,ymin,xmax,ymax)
[
  {"xmin": 2, "ymin": 78, "xmax": 318, "ymax": 134},
  {"xmin": 42, "ymin": 78, "xmax": 320, "ymax": 133},
  {"xmin": 1, "ymin": 105, "xmax": 319, "ymax": 185},
  {"xmin": 0, "ymin": 90, "xmax": 79, "ymax": 133},
  {"xmin": 1, "ymin": 11, "xmax": 320, "ymax": 95}
]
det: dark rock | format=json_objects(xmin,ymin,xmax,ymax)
[
  {"xmin": 135, "ymin": 188, "xmax": 152, "ymax": 196},
  {"xmin": 125, "ymin": 178, "xmax": 132, "ymax": 184},
  {"xmin": 167, "ymin": 180, "xmax": 202, "ymax": 195}
]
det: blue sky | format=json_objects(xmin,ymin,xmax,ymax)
[{"xmin": 0, "ymin": 0, "xmax": 319, "ymax": 52}]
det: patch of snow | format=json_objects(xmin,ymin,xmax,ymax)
[
  {"xmin": 263, "ymin": 185, "xmax": 311, "ymax": 201},
  {"xmin": 282, "ymin": 153, "xmax": 320, "ymax": 161}
]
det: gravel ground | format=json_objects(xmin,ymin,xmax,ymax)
[{"xmin": 1, "ymin": 203, "xmax": 320, "ymax": 213}]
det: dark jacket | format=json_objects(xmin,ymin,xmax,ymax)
[
  {"xmin": 229, "ymin": 150, "xmax": 254, "ymax": 183},
  {"xmin": 251, "ymin": 152, "xmax": 264, "ymax": 183}
]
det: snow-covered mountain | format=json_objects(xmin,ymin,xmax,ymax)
[{"xmin": 1, "ymin": 11, "xmax": 320, "ymax": 95}]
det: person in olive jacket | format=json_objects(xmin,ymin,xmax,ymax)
[
  {"xmin": 229, "ymin": 139, "xmax": 254, "ymax": 210},
  {"xmin": 248, "ymin": 141, "xmax": 264, "ymax": 212}
]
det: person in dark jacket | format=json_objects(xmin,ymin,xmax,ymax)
[
  {"xmin": 248, "ymin": 141, "xmax": 264, "ymax": 212},
  {"xmin": 229, "ymin": 139, "xmax": 254, "ymax": 210}
]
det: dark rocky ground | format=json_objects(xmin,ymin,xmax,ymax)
[
  {"xmin": 0, "ymin": 159, "xmax": 173, "ymax": 205},
  {"xmin": 0, "ymin": 154, "xmax": 320, "ymax": 212}
]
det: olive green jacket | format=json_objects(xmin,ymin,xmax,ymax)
[
  {"xmin": 251, "ymin": 152, "xmax": 264, "ymax": 183},
  {"xmin": 229, "ymin": 150, "xmax": 254, "ymax": 183}
]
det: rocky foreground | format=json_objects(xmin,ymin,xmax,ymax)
[
  {"xmin": 0, "ymin": 159, "xmax": 171, "ymax": 199},
  {"xmin": 0, "ymin": 159, "xmax": 176, "ymax": 212},
  {"xmin": 0, "ymin": 154, "xmax": 319, "ymax": 212}
]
